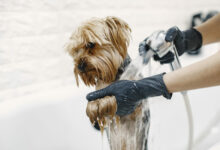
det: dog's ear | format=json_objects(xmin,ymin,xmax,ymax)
[{"xmin": 105, "ymin": 16, "xmax": 131, "ymax": 58}]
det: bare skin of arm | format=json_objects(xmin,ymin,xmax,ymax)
[
  {"xmin": 164, "ymin": 51, "xmax": 220, "ymax": 93},
  {"xmin": 195, "ymin": 13, "xmax": 220, "ymax": 45},
  {"xmin": 164, "ymin": 13, "xmax": 220, "ymax": 93}
]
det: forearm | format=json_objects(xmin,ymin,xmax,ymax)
[
  {"xmin": 164, "ymin": 51, "xmax": 220, "ymax": 93},
  {"xmin": 195, "ymin": 13, "xmax": 220, "ymax": 45}
]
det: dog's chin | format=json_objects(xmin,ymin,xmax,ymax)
[
  {"xmin": 75, "ymin": 68, "xmax": 117, "ymax": 87},
  {"xmin": 75, "ymin": 71, "xmax": 96, "ymax": 87}
]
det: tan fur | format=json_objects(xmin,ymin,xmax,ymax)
[
  {"xmin": 66, "ymin": 16, "xmax": 130, "ymax": 86},
  {"xmin": 66, "ymin": 16, "xmax": 149, "ymax": 150}
]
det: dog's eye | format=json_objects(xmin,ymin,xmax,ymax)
[{"xmin": 86, "ymin": 42, "xmax": 95, "ymax": 49}]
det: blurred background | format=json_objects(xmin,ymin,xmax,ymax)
[{"xmin": 0, "ymin": 0, "xmax": 220, "ymax": 150}]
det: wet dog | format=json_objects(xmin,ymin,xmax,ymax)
[{"xmin": 66, "ymin": 16, "xmax": 150, "ymax": 150}]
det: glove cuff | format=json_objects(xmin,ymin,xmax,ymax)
[
  {"xmin": 159, "ymin": 73, "xmax": 172, "ymax": 99},
  {"xmin": 183, "ymin": 28, "xmax": 203, "ymax": 52},
  {"xmin": 191, "ymin": 28, "xmax": 203, "ymax": 50}
]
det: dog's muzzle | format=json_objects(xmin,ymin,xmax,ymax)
[{"xmin": 78, "ymin": 61, "xmax": 87, "ymax": 72}]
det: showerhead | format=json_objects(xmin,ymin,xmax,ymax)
[{"xmin": 145, "ymin": 30, "xmax": 173, "ymax": 58}]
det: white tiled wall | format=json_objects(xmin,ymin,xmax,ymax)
[{"xmin": 0, "ymin": 0, "xmax": 219, "ymax": 150}]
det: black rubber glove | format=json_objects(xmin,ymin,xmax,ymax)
[
  {"xmin": 86, "ymin": 73, "xmax": 172, "ymax": 116},
  {"xmin": 139, "ymin": 27, "xmax": 203, "ymax": 64}
]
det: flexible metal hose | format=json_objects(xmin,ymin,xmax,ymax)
[{"xmin": 170, "ymin": 44, "xmax": 194, "ymax": 150}]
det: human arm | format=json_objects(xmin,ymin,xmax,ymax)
[
  {"xmin": 195, "ymin": 13, "xmax": 220, "ymax": 45},
  {"xmin": 86, "ymin": 51, "xmax": 220, "ymax": 116},
  {"xmin": 139, "ymin": 13, "xmax": 220, "ymax": 64},
  {"xmin": 164, "ymin": 51, "xmax": 220, "ymax": 93},
  {"xmin": 149, "ymin": 13, "xmax": 220, "ymax": 90},
  {"xmin": 86, "ymin": 14, "xmax": 220, "ymax": 116}
]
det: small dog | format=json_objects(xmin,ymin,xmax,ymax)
[{"xmin": 66, "ymin": 16, "xmax": 150, "ymax": 150}]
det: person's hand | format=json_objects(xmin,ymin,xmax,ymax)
[
  {"xmin": 139, "ymin": 27, "xmax": 203, "ymax": 64},
  {"xmin": 86, "ymin": 73, "xmax": 172, "ymax": 116}
]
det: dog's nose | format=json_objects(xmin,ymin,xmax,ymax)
[{"xmin": 78, "ymin": 61, "xmax": 87, "ymax": 72}]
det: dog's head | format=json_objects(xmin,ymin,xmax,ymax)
[{"xmin": 66, "ymin": 16, "xmax": 131, "ymax": 86}]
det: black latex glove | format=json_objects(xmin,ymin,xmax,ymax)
[
  {"xmin": 139, "ymin": 27, "xmax": 203, "ymax": 64},
  {"xmin": 86, "ymin": 73, "xmax": 172, "ymax": 116}
]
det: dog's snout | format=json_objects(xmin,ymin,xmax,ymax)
[{"xmin": 78, "ymin": 60, "xmax": 87, "ymax": 72}]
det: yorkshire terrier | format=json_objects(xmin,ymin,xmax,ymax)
[{"xmin": 66, "ymin": 16, "xmax": 150, "ymax": 150}]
